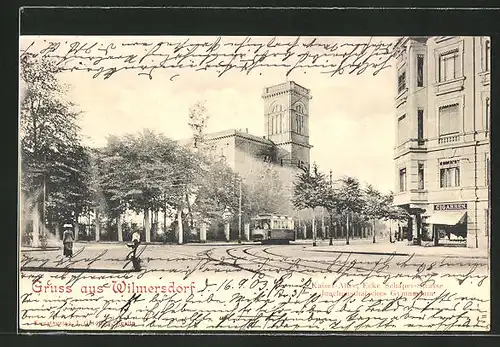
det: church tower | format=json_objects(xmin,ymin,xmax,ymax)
[{"xmin": 262, "ymin": 81, "xmax": 312, "ymax": 168}]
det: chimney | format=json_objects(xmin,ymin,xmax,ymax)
[{"xmin": 246, "ymin": 128, "xmax": 248, "ymax": 133}]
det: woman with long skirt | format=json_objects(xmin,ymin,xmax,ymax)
[{"xmin": 62, "ymin": 224, "xmax": 75, "ymax": 257}]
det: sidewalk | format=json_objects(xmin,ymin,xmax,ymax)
[{"xmin": 303, "ymin": 238, "xmax": 489, "ymax": 259}]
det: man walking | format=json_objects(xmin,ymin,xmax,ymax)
[{"xmin": 126, "ymin": 229, "xmax": 141, "ymax": 260}]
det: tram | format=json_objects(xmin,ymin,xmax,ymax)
[{"xmin": 250, "ymin": 214, "xmax": 295, "ymax": 244}]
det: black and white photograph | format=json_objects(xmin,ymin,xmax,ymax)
[{"xmin": 18, "ymin": 34, "xmax": 491, "ymax": 332}]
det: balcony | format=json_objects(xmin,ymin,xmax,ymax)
[
  {"xmin": 438, "ymin": 134, "xmax": 461, "ymax": 145},
  {"xmin": 394, "ymin": 139, "xmax": 427, "ymax": 159},
  {"xmin": 433, "ymin": 76, "xmax": 465, "ymax": 96}
]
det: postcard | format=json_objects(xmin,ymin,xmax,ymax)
[{"xmin": 18, "ymin": 35, "xmax": 491, "ymax": 332}]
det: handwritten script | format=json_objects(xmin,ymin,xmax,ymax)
[
  {"xmin": 19, "ymin": 246, "xmax": 490, "ymax": 331},
  {"xmin": 20, "ymin": 36, "xmax": 396, "ymax": 80}
]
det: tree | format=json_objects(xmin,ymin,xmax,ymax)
[
  {"xmin": 292, "ymin": 163, "xmax": 328, "ymax": 246},
  {"xmin": 20, "ymin": 53, "xmax": 87, "ymax": 246},
  {"xmin": 379, "ymin": 192, "xmax": 411, "ymax": 242},
  {"xmin": 98, "ymin": 130, "xmax": 186, "ymax": 242},
  {"xmin": 188, "ymin": 100, "xmax": 209, "ymax": 150},
  {"xmin": 336, "ymin": 176, "xmax": 364, "ymax": 245},
  {"xmin": 363, "ymin": 184, "xmax": 386, "ymax": 243},
  {"xmin": 322, "ymin": 181, "xmax": 343, "ymax": 244}
]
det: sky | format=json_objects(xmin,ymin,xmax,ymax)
[{"xmin": 20, "ymin": 35, "xmax": 399, "ymax": 194}]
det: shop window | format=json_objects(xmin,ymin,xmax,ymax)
[
  {"xmin": 417, "ymin": 55, "xmax": 424, "ymax": 87},
  {"xmin": 439, "ymin": 104, "xmax": 459, "ymax": 136},
  {"xmin": 439, "ymin": 160, "xmax": 460, "ymax": 188},
  {"xmin": 399, "ymin": 168, "xmax": 407, "ymax": 192},
  {"xmin": 439, "ymin": 50, "xmax": 459, "ymax": 82}
]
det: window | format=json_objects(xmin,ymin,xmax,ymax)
[
  {"xmin": 485, "ymin": 208, "xmax": 490, "ymax": 236},
  {"xmin": 279, "ymin": 113, "xmax": 283, "ymax": 133},
  {"xmin": 399, "ymin": 168, "xmax": 407, "ymax": 192},
  {"xmin": 439, "ymin": 50, "xmax": 459, "ymax": 82},
  {"xmin": 417, "ymin": 109, "xmax": 424, "ymax": 140},
  {"xmin": 485, "ymin": 97, "xmax": 490, "ymax": 136},
  {"xmin": 439, "ymin": 104, "xmax": 459, "ymax": 135},
  {"xmin": 486, "ymin": 154, "xmax": 490, "ymax": 186},
  {"xmin": 397, "ymin": 114, "xmax": 407, "ymax": 144},
  {"xmin": 272, "ymin": 104, "xmax": 283, "ymax": 113},
  {"xmin": 417, "ymin": 55, "xmax": 424, "ymax": 87},
  {"xmin": 418, "ymin": 163, "xmax": 425, "ymax": 190},
  {"xmin": 398, "ymin": 70, "xmax": 406, "ymax": 93},
  {"xmin": 485, "ymin": 40, "xmax": 491, "ymax": 72},
  {"xmin": 296, "ymin": 115, "xmax": 304, "ymax": 134},
  {"xmin": 296, "ymin": 104, "xmax": 304, "ymax": 114},
  {"xmin": 440, "ymin": 160, "xmax": 460, "ymax": 188}
]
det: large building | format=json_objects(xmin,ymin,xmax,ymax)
[
  {"xmin": 203, "ymin": 80, "xmax": 313, "ymax": 174},
  {"xmin": 393, "ymin": 36, "xmax": 490, "ymax": 249}
]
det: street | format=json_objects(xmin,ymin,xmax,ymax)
[
  {"xmin": 20, "ymin": 239, "xmax": 489, "ymax": 276},
  {"xmin": 19, "ymin": 240, "xmax": 490, "ymax": 331}
]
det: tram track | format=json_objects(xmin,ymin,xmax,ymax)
[
  {"xmin": 226, "ymin": 247, "xmax": 311, "ymax": 275},
  {"xmin": 254, "ymin": 246, "xmax": 394, "ymax": 276},
  {"xmin": 196, "ymin": 247, "xmax": 273, "ymax": 277}
]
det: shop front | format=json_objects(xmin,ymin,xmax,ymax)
[{"xmin": 423, "ymin": 203, "xmax": 468, "ymax": 246}]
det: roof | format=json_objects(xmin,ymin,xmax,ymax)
[{"xmin": 204, "ymin": 129, "xmax": 275, "ymax": 146}]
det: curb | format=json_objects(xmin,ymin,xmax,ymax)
[
  {"xmin": 21, "ymin": 247, "xmax": 61, "ymax": 252},
  {"xmin": 304, "ymin": 247, "xmax": 488, "ymax": 259}
]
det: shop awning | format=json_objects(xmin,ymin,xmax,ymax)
[{"xmin": 425, "ymin": 211, "xmax": 467, "ymax": 225}]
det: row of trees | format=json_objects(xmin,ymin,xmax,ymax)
[
  {"xmin": 20, "ymin": 54, "xmax": 289, "ymax": 245},
  {"xmin": 292, "ymin": 164, "xmax": 410, "ymax": 245}
]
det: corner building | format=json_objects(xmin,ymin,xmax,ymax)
[{"xmin": 393, "ymin": 36, "xmax": 490, "ymax": 249}]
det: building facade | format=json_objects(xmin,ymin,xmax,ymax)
[
  {"xmin": 203, "ymin": 80, "xmax": 313, "ymax": 176},
  {"xmin": 393, "ymin": 36, "xmax": 490, "ymax": 248}
]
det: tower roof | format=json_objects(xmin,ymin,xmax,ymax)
[{"xmin": 262, "ymin": 81, "xmax": 311, "ymax": 99}]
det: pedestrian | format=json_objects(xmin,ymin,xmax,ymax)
[
  {"xmin": 126, "ymin": 229, "xmax": 141, "ymax": 260},
  {"xmin": 62, "ymin": 224, "xmax": 75, "ymax": 257}
]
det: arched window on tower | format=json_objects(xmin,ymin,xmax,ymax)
[
  {"xmin": 272, "ymin": 104, "xmax": 283, "ymax": 113},
  {"xmin": 296, "ymin": 115, "xmax": 304, "ymax": 134}
]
